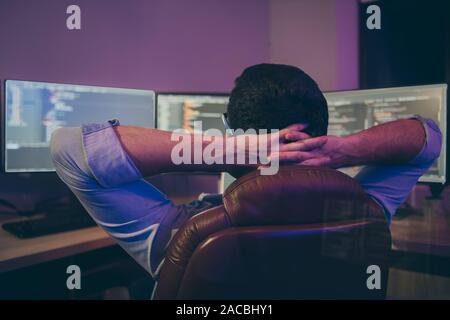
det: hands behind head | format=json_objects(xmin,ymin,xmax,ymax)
[{"xmin": 272, "ymin": 123, "xmax": 345, "ymax": 168}]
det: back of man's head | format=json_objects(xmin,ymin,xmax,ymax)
[{"xmin": 227, "ymin": 63, "xmax": 328, "ymax": 137}]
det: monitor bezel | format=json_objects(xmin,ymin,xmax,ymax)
[
  {"xmin": 324, "ymin": 83, "xmax": 448, "ymax": 184},
  {"xmin": 2, "ymin": 79, "xmax": 156, "ymax": 173}
]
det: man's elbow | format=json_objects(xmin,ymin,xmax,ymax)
[
  {"xmin": 413, "ymin": 117, "xmax": 442, "ymax": 164},
  {"xmin": 49, "ymin": 127, "xmax": 81, "ymax": 169},
  {"xmin": 425, "ymin": 118, "xmax": 442, "ymax": 162}
]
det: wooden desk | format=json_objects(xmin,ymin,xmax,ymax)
[
  {"xmin": 0, "ymin": 217, "xmax": 114, "ymax": 273},
  {"xmin": 391, "ymin": 213, "xmax": 450, "ymax": 258},
  {"xmin": 0, "ymin": 194, "xmax": 200, "ymax": 273}
]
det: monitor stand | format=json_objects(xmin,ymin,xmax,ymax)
[{"xmin": 428, "ymin": 183, "xmax": 446, "ymax": 199}]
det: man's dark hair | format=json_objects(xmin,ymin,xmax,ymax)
[{"xmin": 227, "ymin": 63, "xmax": 328, "ymax": 137}]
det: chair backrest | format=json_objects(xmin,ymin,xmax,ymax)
[{"xmin": 153, "ymin": 166, "xmax": 391, "ymax": 299}]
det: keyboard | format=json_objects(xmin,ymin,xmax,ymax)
[{"xmin": 2, "ymin": 210, "xmax": 97, "ymax": 238}]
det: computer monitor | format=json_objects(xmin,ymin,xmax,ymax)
[
  {"xmin": 3, "ymin": 80, "xmax": 156, "ymax": 172},
  {"xmin": 157, "ymin": 93, "xmax": 229, "ymax": 189},
  {"xmin": 156, "ymin": 93, "xmax": 229, "ymax": 134},
  {"xmin": 324, "ymin": 84, "xmax": 447, "ymax": 183}
]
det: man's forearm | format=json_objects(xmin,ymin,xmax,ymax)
[
  {"xmin": 113, "ymin": 123, "xmax": 317, "ymax": 177},
  {"xmin": 114, "ymin": 126, "xmax": 238, "ymax": 177},
  {"xmin": 337, "ymin": 119, "xmax": 426, "ymax": 167}
]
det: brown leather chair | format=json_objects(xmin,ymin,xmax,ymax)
[{"xmin": 153, "ymin": 166, "xmax": 392, "ymax": 299}]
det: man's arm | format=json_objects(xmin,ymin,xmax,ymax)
[
  {"xmin": 281, "ymin": 119, "xmax": 428, "ymax": 168},
  {"xmin": 114, "ymin": 124, "xmax": 324, "ymax": 177}
]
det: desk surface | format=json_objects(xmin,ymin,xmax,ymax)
[
  {"xmin": 391, "ymin": 213, "xmax": 450, "ymax": 258},
  {"xmin": 0, "ymin": 221, "xmax": 113, "ymax": 273},
  {"xmin": 0, "ymin": 194, "xmax": 199, "ymax": 273}
]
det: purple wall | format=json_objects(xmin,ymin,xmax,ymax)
[
  {"xmin": 269, "ymin": 0, "xmax": 358, "ymax": 91},
  {"xmin": 0, "ymin": 0, "xmax": 269, "ymax": 92},
  {"xmin": 335, "ymin": 0, "xmax": 359, "ymax": 90}
]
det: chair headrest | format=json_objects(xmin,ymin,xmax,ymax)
[{"xmin": 223, "ymin": 165, "xmax": 385, "ymax": 225}]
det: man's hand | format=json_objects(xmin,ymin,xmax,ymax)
[
  {"xmin": 238, "ymin": 123, "xmax": 327, "ymax": 165},
  {"xmin": 275, "ymin": 135, "xmax": 346, "ymax": 168},
  {"xmin": 272, "ymin": 124, "xmax": 329, "ymax": 163},
  {"xmin": 268, "ymin": 126, "xmax": 335, "ymax": 166},
  {"xmin": 272, "ymin": 118, "xmax": 427, "ymax": 169}
]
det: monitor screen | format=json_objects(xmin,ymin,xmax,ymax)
[
  {"xmin": 324, "ymin": 84, "xmax": 447, "ymax": 183},
  {"xmin": 157, "ymin": 94, "xmax": 229, "ymax": 135},
  {"xmin": 4, "ymin": 80, "xmax": 155, "ymax": 172}
]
